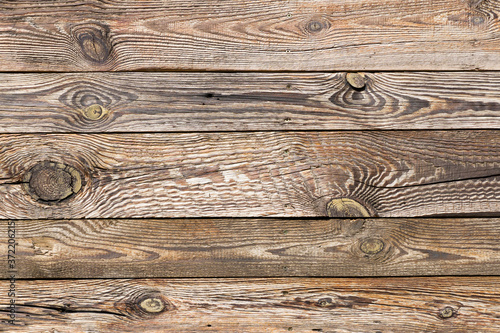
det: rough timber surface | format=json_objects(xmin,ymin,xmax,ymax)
[
  {"xmin": 2, "ymin": 218, "xmax": 500, "ymax": 279},
  {"xmin": 0, "ymin": 131, "xmax": 499, "ymax": 219},
  {"xmin": 0, "ymin": 0, "xmax": 499, "ymax": 71},
  {"xmin": 1, "ymin": 72, "xmax": 500, "ymax": 132},
  {"xmin": 1, "ymin": 277, "xmax": 500, "ymax": 332}
]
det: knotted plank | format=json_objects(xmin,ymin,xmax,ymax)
[
  {"xmin": 1, "ymin": 72, "xmax": 500, "ymax": 132},
  {"xmin": 0, "ymin": 0, "xmax": 499, "ymax": 71},
  {"xmin": 1, "ymin": 277, "xmax": 500, "ymax": 332},
  {"xmin": 0, "ymin": 131, "xmax": 498, "ymax": 219},
  {"xmin": 2, "ymin": 218, "xmax": 500, "ymax": 279}
]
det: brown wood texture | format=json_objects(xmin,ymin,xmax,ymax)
[
  {"xmin": 2, "ymin": 218, "xmax": 500, "ymax": 279},
  {"xmin": 1, "ymin": 72, "xmax": 500, "ymax": 132},
  {"xmin": 1, "ymin": 277, "xmax": 500, "ymax": 332},
  {"xmin": 0, "ymin": 131, "xmax": 499, "ymax": 219},
  {"xmin": 0, "ymin": 0, "xmax": 499, "ymax": 71}
]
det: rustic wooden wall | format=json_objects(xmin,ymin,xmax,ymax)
[{"xmin": 1, "ymin": 0, "xmax": 500, "ymax": 331}]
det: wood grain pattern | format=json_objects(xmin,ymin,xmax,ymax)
[
  {"xmin": 0, "ymin": 131, "xmax": 499, "ymax": 219},
  {"xmin": 0, "ymin": 0, "xmax": 499, "ymax": 71},
  {"xmin": 1, "ymin": 72, "xmax": 500, "ymax": 132},
  {"xmin": 2, "ymin": 218, "xmax": 500, "ymax": 279},
  {"xmin": 1, "ymin": 277, "xmax": 500, "ymax": 332}
]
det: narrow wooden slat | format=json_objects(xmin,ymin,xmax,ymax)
[
  {"xmin": 1, "ymin": 72, "xmax": 500, "ymax": 132},
  {"xmin": 2, "ymin": 218, "xmax": 500, "ymax": 279},
  {"xmin": 0, "ymin": 0, "xmax": 499, "ymax": 71},
  {"xmin": 0, "ymin": 131, "xmax": 499, "ymax": 219},
  {"xmin": 1, "ymin": 277, "xmax": 500, "ymax": 332}
]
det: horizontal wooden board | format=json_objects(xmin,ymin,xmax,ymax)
[
  {"xmin": 2, "ymin": 218, "xmax": 500, "ymax": 279},
  {"xmin": 0, "ymin": 0, "xmax": 500, "ymax": 71},
  {"xmin": 0, "ymin": 131, "xmax": 499, "ymax": 219},
  {"xmin": 1, "ymin": 277, "xmax": 500, "ymax": 332},
  {"xmin": 1, "ymin": 72, "xmax": 500, "ymax": 132}
]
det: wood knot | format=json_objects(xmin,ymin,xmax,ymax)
[
  {"xmin": 326, "ymin": 198, "xmax": 371, "ymax": 217},
  {"xmin": 23, "ymin": 161, "xmax": 82, "ymax": 203},
  {"xmin": 304, "ymin": 16, "xmax": 330, "ymax": 35},
  {"xmin": 139, "ymin": 297, "xmax": 165, "ymax": 314},
  {"xmin": 470, "ymin": 15, "xmax": 485, "ymax": 25},
  {"xmin": 134, "ymin": 293, "xmax": 172, "ymax": 316},
  {"xmin": 73, "ymin": 23, "xmax": 112, "ymax": 63},
  {"xmin": 83, "ymin": 104, "xmax": 108, "ymax": 120},
  {"xmin": 345, "ymin": 73, "xmax": 366, "ymax": 90},
  {"xmin": 439, "ymin": 306, "xmax": 455, "ymax": 319},
  {"xmin": 360, "ymin": 238, "xmax": 384, "ymax": 255},
  {"xmin": 317, "ymin": 298, "xmax": 333, "ymax": 307}
]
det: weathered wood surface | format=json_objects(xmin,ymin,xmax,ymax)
[
  {"xmin": 1, "ymin": 72, "xmax": 500, "ymax": 132},
  {"xmin": 1, "ymin": 0, "xmax": 499, "ymax": 71},
  {"xmin": 0, "ymin": 131, "xmax": 499, "ymax": 219},
  {"xmin": 1, "ymin": 277, "xmax": 500, "ymax": 332},
  {"xmin": 2, "ymin": 218, "xmax": 500, "ymax": 279}
]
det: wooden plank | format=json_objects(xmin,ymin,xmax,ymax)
[
  {"xmin": 0, "ymin": 131, "xmax": 499, "ymax": 219},
  {"xmin": 2, "ymin": 218, "xmax": 500, "ymax": 279},
  {"xmin": 0, "ymin": 0, "xmax": 499, "ymax": 71},
  {"xmin": 1, "ymin": 72, "xmax": 500, "ymax": 132},
  {"xmin": 1, "ymin": 277, "xmax": 500, "ymax": 332}
]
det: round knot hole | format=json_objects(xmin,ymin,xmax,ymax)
[
  {"xmin": 360, "ymin": 238, "xmax": 384, "ymax": 255},
  {"xmin": 24, "ymin": 162, "xmax": 82, "ymax": 203}
]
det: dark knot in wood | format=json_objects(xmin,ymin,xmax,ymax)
[
  {"xmin": 471, "ymin": 15, "xmax": 485, "ymax": 25},
  {"xmin": 326, "ymin": 198, "xmax": 371, "ymax": 217},
  {"xmin": 360, "ymin": 238, "xmax": 385, "ymax": 255},
  {"xmin": 304, "ymin": 17, "xmax": 330, "ymax": 35},
  {"xmin": 73, "ymin": 23, "xmax": 112, "ymax": 63},
  {"xmin": 317, "ymin": 297, "xmax": 333, "ymax": 307},
  {"xmin": 23, "ymin": 161, "xmax": 82, "ymax": 203}
]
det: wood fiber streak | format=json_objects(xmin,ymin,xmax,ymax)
[
  {"xmin": 2, "ymin": 218, "xmax": 500, "ymax": 278},
  {"xmin": 1, "ymin": 72, "xmax": 500, "ymax": 132},
  {"xmin": 0, "ymin": 0, "xmax": 499, "ymax": 71},
  {"xmin": 1, "ymin": 277, "xmax": 500, "ymax": 332},
  {"xmin": 0, "ymin": 131, "xmax": 499, "ymax": 219}
]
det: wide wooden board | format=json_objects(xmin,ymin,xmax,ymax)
[
  {"xmin": 1, "ymin": 72, "xmax": 500, "ymax": 132},
  {"xmin": 1, "ymin": 277, "xmax": 500, "ymax": 332},
  {"xmin": 0, "ymin": 131, "xmax": 499, "ymax": 219},
  {"xmin": 2, "ymin": 218, "xmax": 500, "ymax": 279},
  {"xmin": 0, "ymin": 0, "xmax": 499, "ymax": 71}
]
